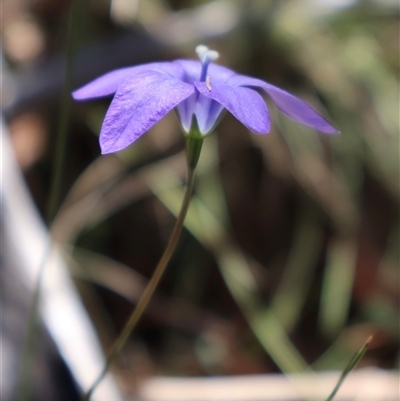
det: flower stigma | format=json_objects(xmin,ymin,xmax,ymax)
[{"xmin": 196, "ymin": 44, "xmax": 219, "ymax": 82}]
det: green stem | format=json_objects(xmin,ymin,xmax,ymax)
[
  {"xmin": 325, "ymin": 336, "xmax": 372, "ymax": 401},
  {"xmin": 46, "ymin": 0, "xmax": 77, "ymax": 224},
  {"xmin": 81, "ymin": 161, "xmax": 197, "ymax": 401}
]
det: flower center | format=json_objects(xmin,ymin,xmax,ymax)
[{"xmin": 196, "ymin": 45, "xmax": 219, "ymax": 82}]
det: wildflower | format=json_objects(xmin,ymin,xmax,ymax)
[{"xmin": 73, "ymin": 45, "xmax": 338, "ymax": 154}]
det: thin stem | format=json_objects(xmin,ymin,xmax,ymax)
[
  {"xmin": 325, "ymin": 336, "xmax": 372, "ymax": 401},
  {"xmin": 46, "ymin": 0, "xmax": 77, "ymax": 224},
  {"xmin": 82, "ymin": 163, "xmax": 196, "ymax": 401}
]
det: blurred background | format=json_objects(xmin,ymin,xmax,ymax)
[{"xmin": 2, "ymin": 0, "xmax": 399, "ymax": 400}]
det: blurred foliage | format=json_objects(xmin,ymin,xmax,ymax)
[{"xmin": 3, "ymin": 0, "xmax": 399, "ymax": 398}]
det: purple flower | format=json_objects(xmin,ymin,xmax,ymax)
[{"xmin": 73, "ymin": 45, "xmax": 338, "ymax": 154}]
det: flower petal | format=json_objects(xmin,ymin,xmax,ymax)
[
  {"xmin": 227, "ymin": 75, "xmax": 339, "ymax": 134},
  {"xmin": 195, "ymin": 81, "xmax": 270, "ymax": 134},
  {"xmin": 100, "ymin": 70, "xmax": 194, "ymax": 153},
  {"xmin": 176, "ymin": 92, "xmax": 225, "ymax": 135},
  {"xmin": 194, "ymin": 95, "xmax": 225, "ymax": 134},
  {"xmin": 176, "ymin": 92, "xmax": 197, "ymax": 132},
  {"xmin": 72, "ymin": 62, "xmax": 184, "ymax": 100},
  {"xmin": 262, "ymin": 83, "xmax": 339, "ymax": 134}
]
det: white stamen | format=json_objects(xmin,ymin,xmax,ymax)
[{"xmin": 206, "ymin": 75, "xmax": 212, "ymax": 91}]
